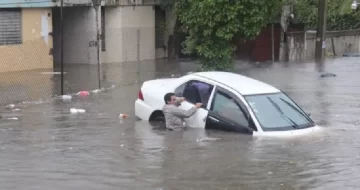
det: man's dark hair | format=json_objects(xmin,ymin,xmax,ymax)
[{"xmin": 164, "ymin": 92, "xmax": 175, "ymax": 104}]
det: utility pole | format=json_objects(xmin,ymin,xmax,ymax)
[{"xmin": 315, "ymin": 0, "xmax": 328, "ymax": 62}]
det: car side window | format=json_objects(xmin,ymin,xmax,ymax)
[
  {"xmin": 174, "ymin": 80, "xmax": 214, "ymax": 108},
  {"xmin": 211, "ymin": 91, "xmax": 248, "ymax": 127}
]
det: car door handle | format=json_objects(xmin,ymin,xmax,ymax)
[{"xmin": 209, "ymin": 116, "xmax": 219, "ymax": 122}]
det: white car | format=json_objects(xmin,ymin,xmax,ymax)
[{"xmin": 135, "ymin": 71, "xmax": 321, "ymax": 136}]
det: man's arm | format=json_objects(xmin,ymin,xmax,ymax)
[{"xmin": 170, "ymin": 106, "xmax": 197, "ymax": 118}]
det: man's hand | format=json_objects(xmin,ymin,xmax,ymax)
[
  {"xmin": 178, "ymin": 97, "xmax": 185, "ymax": 102},
  {"xmin": 195, "ymin": 103, "xmax": 203, "ymax": 108}
]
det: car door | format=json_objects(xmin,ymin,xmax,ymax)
[
  {"xmin": 174, "ymin": 80, "xmax": 215, "ymax": 128},
  {"xmin": 205, "ymin": 86, "xmax": 256, "ymax": 134}
]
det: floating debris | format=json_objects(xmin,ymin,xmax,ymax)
[
  {"xmin": 61, "ymin": 95, "xmax": 72, "ymax": 100},
  {"xmin": 5, "ymin": 104, "xmax": 15, "ymax": 109},
  {"xmin": 70, "ymin": 108, "xmax": 86, "ymax": 114},
  {"xmin": 7, "ymin": 117, "xmax": 19, "ymax": 121},
  {"xmin": 320, "ymin": 73, "xmax": 336, "ymax": 78},
  {"xmin": 196, "ymin": 137, "xmax": 222, "ymax": 142},
  {"xmin": 77, "ymin": 91, "xmax": 90, "ymax": 97},
  {"xmin": 40, "ymin": 71, "xmax": 67, "ymax": 75},
  {"xmin": 119, "ymin": 113, "xmax": 129, "ymax": 119},
  {"xmin": 92, "ymin": 89, "xmax": 101, "ymax": 93}
]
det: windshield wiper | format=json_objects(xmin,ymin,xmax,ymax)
[
  {"xmin": 279, "ymin": 98, "xmax": 313, "ymax": 124},
  {"xmin": 267, "ymin": 97, "xmax": 300, "ymax": 129}
]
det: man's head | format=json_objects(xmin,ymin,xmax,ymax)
[{"xmin": 164, "ymin": 92, "xmax": 176, "ymax": 105}]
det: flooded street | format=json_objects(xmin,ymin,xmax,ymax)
[{"xmin": 0, "ymin": 57, "xmax": 360, "ymax": 189}]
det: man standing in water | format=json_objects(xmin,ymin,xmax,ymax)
[{"xmin": 162, "ymin": 92, "xmax": 202, "ymax": 130}]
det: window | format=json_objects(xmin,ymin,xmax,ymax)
[
  {"xmin": 211, "ymin": 91, "xmax": 248, "ymax": 127},
  {"xmin": 0, "ymin": 9, "xmax": 22, "ymax": 46},
  {"xmin": 101, "ymin": 6, "xmax": 106, "ymax": 51},
  {"xmin": 174, "ymin": 80, "xmax": 214, "ymax": 107}
]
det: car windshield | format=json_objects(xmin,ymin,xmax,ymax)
[{"xmin": 244, "ymin": 92, "xmax": 314, "ymax": 131}]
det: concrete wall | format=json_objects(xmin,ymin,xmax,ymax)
[
  {"xmin": 53, "ymin": 7, "xmax": 98, "ymax": 65},
  {"xmin": 102, "ymin": 6, "xmax": 155, "ymax": 63},
  {"xmin": 306, "ymin": 30, "xmax": 360, "ymax": 58},
  {"xmin": 0, "ymin": 8, "xmax": 53, "ymax": 73},
  {"xmin": 282, "ymin": 30, "xmax": 360, "ymax": 61}
]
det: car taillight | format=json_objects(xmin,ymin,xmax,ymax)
[{"xmin": 138, "ymin": 90, "xmax": 144, "ymax": 100}]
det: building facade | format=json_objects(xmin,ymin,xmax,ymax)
[{"xmin": 0, "ymin": 0, "xmax": 166, "ymax": 72}]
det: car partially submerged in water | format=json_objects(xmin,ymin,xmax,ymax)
[{"xmin": 135, "ymin": 71, "xmax": 321, "ymax": 136}]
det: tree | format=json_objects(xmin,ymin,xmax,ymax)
[
  {"xmin": 292, "ymin": 0, "xmax": 359, "ymax": 30},
  {"xmin": 175, "ymin": 0, "xmax": 282, "ymax": 71}
]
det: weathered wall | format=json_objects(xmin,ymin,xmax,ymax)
[
  {"xmin": 102, "ymin": 6, "xmax": 155, "ymax": 63},
  {"xmin": 282, "ymin": 30, "xmax": 360, "ymax": 61},
  {"xmin": 0, "ymin": 8, "xmax": 53, "ymax": 73},
  {"xmin": 306, "ymin": 30, "xmax": 360, "ymax": 59}
]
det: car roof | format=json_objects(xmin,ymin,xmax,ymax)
[{"xmin": 190, "ymin": 71, "xmax": 280, "ymax": 95}]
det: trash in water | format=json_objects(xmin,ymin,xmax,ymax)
[
  {"xmin": 196, "ymin": 137, "xmax": 221, "ymax": 142},
  {"xmin": 5, "ymin": 104, "xmax": 15, "ymax": 109},
  {"xmin": 61, "ymin": 95, "xmax": 72, "ymax": 100},
  {"xmin": 12, "ymin": 108, "xmax": 21, "ymax": 112},
  {"xmin": 7, "ymin": 117, "xmax": 19, "ymax": 121},
  {"xmin": 92, "ymin": 89, "xmax": 101, "ymax": 93},
  {"xmin": 77, "ymin": 91, "xmax": 90, "ymax": 97},
  {"xmin": 40, "ymin": 71, "xmax": 67, "ymax": 75},
  {"xmin": 119, "ymin": 113, "xmax": 129, "ymax": 119},
  {"xmin": 70, "ymin": 108, "xmax": 86, "ymax": 114},
  {"xmin": 320, "ymin": 73, "xmax": 336, "ymax": 78}
]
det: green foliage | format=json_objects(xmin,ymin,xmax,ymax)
[
  {"xmin": 293, "ymin": 0, "xmax": 360, "ymax": 30},
  {"xmin": 175, "ymin": 0, "xmax": 281, "ymax": 71}
]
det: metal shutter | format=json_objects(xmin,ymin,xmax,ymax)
[
  {"xmin": 0, "ymin": 9, "xmax": 22, "ymax": 46},
  {"xmin": 155, "ymin": 6, "xmax": 165, "ymax": 49}
]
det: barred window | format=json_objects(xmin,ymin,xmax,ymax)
[{"xmin": 0, "ymin": 9, "xmax": 22, "ymax": 46}]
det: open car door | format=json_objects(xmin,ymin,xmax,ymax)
[
  {"xmin": 174, "ymin": 80, "xmax": 215, "ymax": 128},
  {"xmin": 205, "ymin": 86, "xmax": 256, "ymax": 134}
]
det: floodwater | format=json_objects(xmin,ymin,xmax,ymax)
[{"xmin": 0, "ymin": 57, "xmax": 360, "ymax": 189}]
